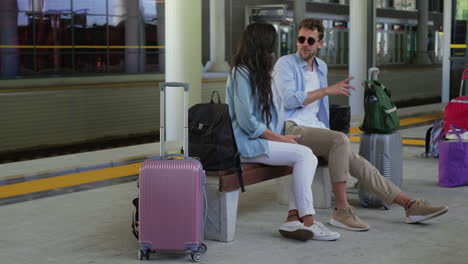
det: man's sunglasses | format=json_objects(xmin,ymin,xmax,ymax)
[{"xmin": 297, "ymin": 36, "xmax": 317, "ymax": 46}]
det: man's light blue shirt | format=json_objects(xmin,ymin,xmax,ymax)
[
  {"xmin": 225, "ymin": 66, "xmax": 280, "ymax": 158},
  {"xmin": 272, "ymin": 52, "xmax": 330, "ymax": 129}
]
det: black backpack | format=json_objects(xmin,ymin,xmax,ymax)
[
  {"xmin": 424, "ymin": 120, "xmax": 444, "ymax": 158},
  {"xmin": 329, "ymin": 104, "xmax": 350, "ymax": 134},
  {"xmin": 189, "ymin": 91, "xmax": 245, "ymax": 192}
]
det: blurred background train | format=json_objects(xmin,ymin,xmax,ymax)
[
  {"xmin": 0, "ymin": 0, "xmax": 467, "ymax": 163},
  {"xmin": 247, "ymin": 6, "xmax": 444, "ymax": 66}
]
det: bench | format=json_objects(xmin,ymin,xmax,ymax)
[{"xmin": 204, "ymin": 162, "xmax": 332, "ymax": 242}]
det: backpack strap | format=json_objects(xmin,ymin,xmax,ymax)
[
  {"xmin": 228, "ymin": 118, "xmax": 245, "ymax": 192},
  {"xmin": 210, "ymin": 90, "xmax": 221, "ymax": 104},
  {"xmin": 234, "ymin": 151, "xmax": 245, "ymax": 192}
]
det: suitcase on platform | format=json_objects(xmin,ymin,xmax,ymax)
[
  {"xmin": 438, "ymin": 126, "xmax": 468, "ymax": 187},
  {"xmin": 358, "ymin": 132, "xmax": 403, "ymax": 210},
  {"xmin": 444, "ymin": 68, "xmax": 468, "ymax": 133},
  {"xmin": 138, "ymin": 82, "xmax": 207, "ymax": 262}
]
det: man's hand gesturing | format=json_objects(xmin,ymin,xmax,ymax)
[{"xmin": 326, "ymin": 77, "xmax": 356, "ymax": 96}]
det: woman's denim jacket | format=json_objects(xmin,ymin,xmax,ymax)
[{"xmin": 225, "ymin": 66, "xmax": 280, "ymax": 158}]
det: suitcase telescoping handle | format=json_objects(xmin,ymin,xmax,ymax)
[
  {"xmin": 159, "ymin": 82, "xmax": 189, "ymax": 157},
  {"xmin": 368, "ymin": 67, "xmax": 379, "ymax": 81},
  {"xmin": 460, "ymin": 69, "xmax": 468, "ymax": 97}
]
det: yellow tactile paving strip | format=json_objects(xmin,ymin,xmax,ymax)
[
  {"xmin": 349, "ymin": 112, "xmax": 443, "ymax": 146},
  {"xmin": 0, "ymin": 163, "xmax": 141, "ymax": 199},
  {"xmin": 0, "ymin": 113, "xmax": 442, "ymax": 200},
  {"xmin": 350, "ymin": 137, "xmax": 426, "ymax": 146},
  {"xmin": 399, "ymin": 113, "xmax": 444, "ymax": 126}
]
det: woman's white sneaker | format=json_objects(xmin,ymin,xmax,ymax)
[
  {"xmin": 278, "ymin": 221, "xmax": 314, "ymax": 241},
  {"xmin": 303, "ymin": 222, "xmax": 341, "ymax": 241}
]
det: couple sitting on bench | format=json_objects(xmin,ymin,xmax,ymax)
[{"xmin": 225, "ymin": 20, "xmax": 448, "ymax": 242}]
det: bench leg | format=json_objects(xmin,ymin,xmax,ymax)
[
  {"xmin": 276, "ymin": 166, "xmax": 332, "ymax": 209},
  {"xmin": 312, "ymin": 167, "xmax": 332, "ymax": 209},
  {"xmin": 204, "ymin": 177, "xmax": 239, "ymax": 242}
]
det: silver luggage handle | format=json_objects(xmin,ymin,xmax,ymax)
[
  {"xmin": 368, "ymin": 67, "xmax": 379, "ymax": 81},
  {"xmin": 460, "ymin": 69, "xmax": 468, "ymax": 97},
  {"xmin": 159, "ymin": 82, "xmax": 189, "ymax": 157}
]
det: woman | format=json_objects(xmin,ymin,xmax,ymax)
[{"xmin": 225, "ymin": 23, "xmax": 340, "ymax": 241}]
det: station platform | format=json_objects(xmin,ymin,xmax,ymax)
[{"xmin": 1, "ymin": 103, "xmax": 467, "ymax": 264}]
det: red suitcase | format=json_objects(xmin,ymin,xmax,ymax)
[
  {"xmin": 444, "ymin": 69, "xmax": 468, "ymax": 133},
  {"xmin": 138, "ymin": 82, "xmax": 207, "ymax": 262}
]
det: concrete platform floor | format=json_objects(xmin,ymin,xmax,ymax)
[
  {"xmin": 1, "ymin": 103, "xmax": 466, "ymax": 264},
  {"xmin": 1, "ymin": 143, "xmax": 467, "ymax": 264}
]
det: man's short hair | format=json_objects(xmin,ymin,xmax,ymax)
[{"xmin": 298, "ymin": 18, "xmax": 324, "ymax": 40}]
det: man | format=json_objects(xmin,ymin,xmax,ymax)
[{"xmin": 272, "ymin": 18, "xmax": 448, "ymax": 232}]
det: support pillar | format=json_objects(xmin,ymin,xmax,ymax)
[
  {"xmin": 204, "ymin": 0, "xmax": 229, "ymax": 72},
  {"xmin": 367, "ymin": 0, "xmax": 376, "ymax": 69},
  {"xmin": 294, "ymin": 0, "xmax": 306, "ymax": 27},
  {"xmin": 349, "ymin": 0, "xmax": 369, "ymax": 117},
  {"xmin": 0, "ymin": 0, "xmax": 18, "ymax": 78},
  {"xmin": 466, "ymin": 24, "xmax": 468, "ymax": 96},
  {"xmin": 125, "ymin": 0, "xmax": 146, "ymax": 73},
  {"xmin": 441, "ymin": 0, "xmax": 452, "ymax": 103},
  {"xmin": 466, "ymin": 20, "xmax": 468, "ymax": 96},
  {"xmin": 165, "ymin": 0, "xmax": 202, "ymax": 142},
  {"xmin": 415, "ymin": 0, "xmax": 431, "ymax": 64},
  {"xmin": 156, "ymin": 2, "xmax": 165, "ymax": 72},
  {"xmin": 33, "ymin": 0, "xmax": 42, "ymax": 12}
]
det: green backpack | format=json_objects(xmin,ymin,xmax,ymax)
[{"xmin": 360, "ymin": 80, "xmax": 399, "ymax": 134}]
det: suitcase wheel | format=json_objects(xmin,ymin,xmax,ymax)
[
  {"xmin": 138, "ymin": 249, "xmax": 150, "ymax": 260},
  {"xmin": 360, "ymin": 199, "xmax": 369, "ymax": 208},
  {"xmin": 197, "ymin": 243, "xmax": 207, "ymax": 254},
  {"xmin": 191, "ymin": 251, "xmax": 203, "ymax": 262}
]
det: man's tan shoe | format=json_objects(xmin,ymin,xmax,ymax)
[
  {"xmin": 405, "ymin": 200, "xmax": 448, "ymax": 224},
  {"xmin": 330, "ymin": 206, "xmax": 370, "ymax": 231}
]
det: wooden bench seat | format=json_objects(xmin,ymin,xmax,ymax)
[
  {"xmin": 204, "ymin": 162, "xmax": 332, "ymax": 242},
  {"xmin": 206, "ymin": 163, "xmax": 292, "ymax": 192}
]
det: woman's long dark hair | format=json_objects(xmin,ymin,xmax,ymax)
[{"xmin": 231, "ymin": 23, "xmax": 277, "ymax": 126}]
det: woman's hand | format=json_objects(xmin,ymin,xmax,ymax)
[
  {"xmin": 260, "ymin": 129, "xmax": 300, "ymax": 144},
  {"xmin": 280, "ymin": 134, "xmax": 301, "ymax": 144}
]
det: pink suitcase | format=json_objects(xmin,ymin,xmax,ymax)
[
  {"xmin": 444, "ymin": 69, "xmax": 468, "ymax": 133},
  {"xmin": 138, "ymin": 82, "xmax": 207, "ymax": 262}
]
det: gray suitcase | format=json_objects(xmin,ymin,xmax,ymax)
[{"xmin": 358, "ymin": 132, "xmax": 402, "ymax": 209}]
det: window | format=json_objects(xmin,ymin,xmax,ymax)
[
  {"xmin": 376, "ymin": 0, "xmax": 388, "ymax": 8},
  {"xmin": 393, "ymin": 0, "xmax": 416, "ymax": 11},
  {"xmin": 0, "ymin": 0, "xmax": 164, "ymax": 79}
]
